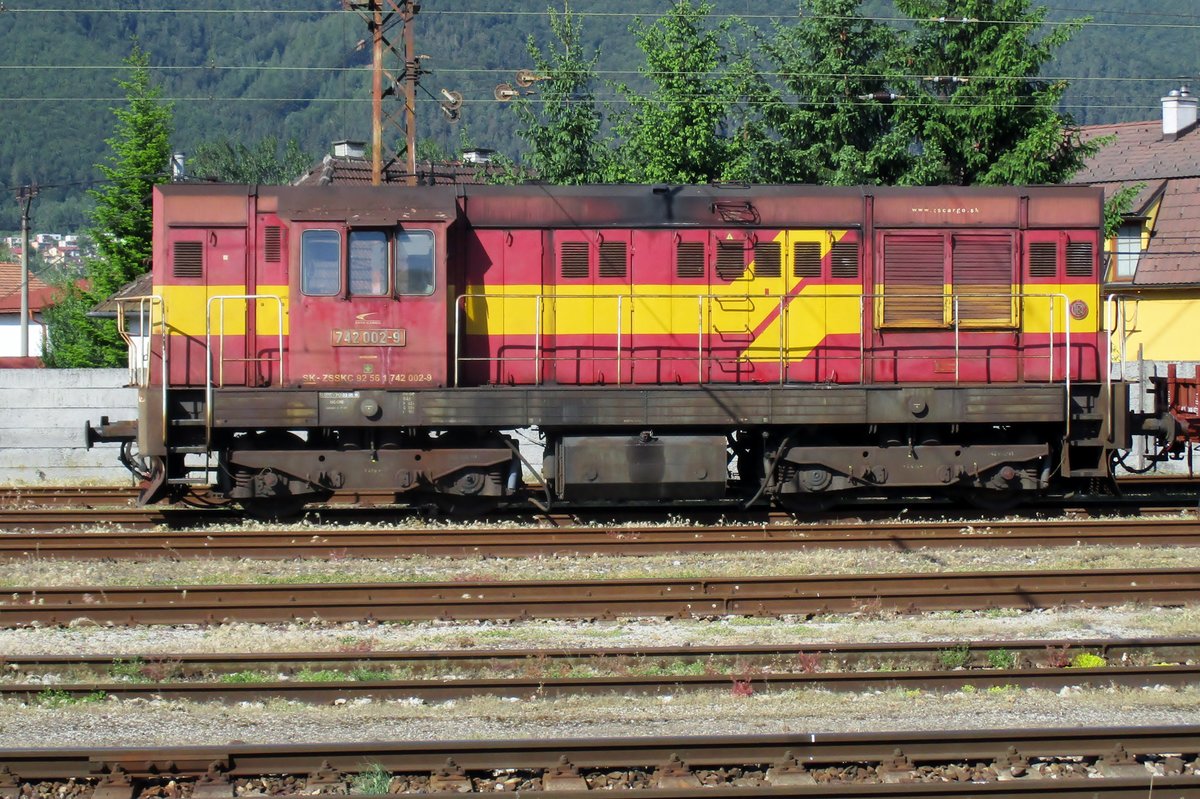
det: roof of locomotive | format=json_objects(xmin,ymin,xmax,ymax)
[{"xmin": 157, "ymin": 182, "xmax": 1103, "ymax": 230}]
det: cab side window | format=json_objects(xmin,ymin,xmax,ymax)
[
  {"xmin": 396, "ymin": 229, "xmax": 435, "ymax": 295},
  {"xmin": 301, "ymin": 229, "xmax": 341, "ymax": 296},
  {"xmin": 349, "ymin": 230, "xmax": 389, "ymax": 296}
]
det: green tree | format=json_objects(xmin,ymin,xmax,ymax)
[
  {"xmin": 607, "ymin": 1, "xmax": 742, "ymax": 184},
  {"xmin": 43, "ymin": 41, "xmax": 172, "ymax": 368},
  {"xmin": 745, "ymin": 0, "xmax": 910, "ymax": 184},
  {"xmin": 893, "ymin": 0, "xmax": 1098, "ymax": 185},
  {"xmin": 506, "ymin": 1, "xmax": 608, "ymax": 184},
  {"xmin": 189, "ymin": 135, "xmax": 312, "ymax": 184}
]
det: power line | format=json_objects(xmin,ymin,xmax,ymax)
[
  {"xmin": 0, "ymin": 64, "xmax": 1194, "ymax": 86},
  {"xmin": 7, "ymin": 6, "xmax": 1200, "ymax": 32}
]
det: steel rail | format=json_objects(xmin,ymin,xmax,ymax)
[
  {"xmin": 7, "ymin": 664, "xmax": 1200, "ymax": 704},
  {"xmin": 2, "ymin": 568, "xmax": 1198, "ymax": 626},
  {"xmin": 7, "ymin": 517, "xmax": 1200, "ymax": 558},
  {"xmin": 4, "ymin": 636, "xmax": 1195, "ymax": 676},
  {"xmin": 3, "ymin": 726, "xmax": 1200, "ymax": 779}
]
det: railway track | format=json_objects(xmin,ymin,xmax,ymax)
[
  {"xmin": 4, "ymin": 636, "xmax": 1198, "ymax": 704},
  {"xmin": 2, "ymin": 567, "xmax": 1198, "ymax": 626},
  {"xmin": 5, "ymin": 516, "xmax": 1200, "ymax": 558},
  {"xmin": 1, "ymin": 726, "xmax": 1197, "ymax": 797}
]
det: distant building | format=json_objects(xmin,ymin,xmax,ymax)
[
  {"xmin": 0, "ymin": 263, "xmax": 55, "ymax": 360},
  {"xmin": 1069, "ymin": 84, "xmax": 1200, "ymax": 472}
]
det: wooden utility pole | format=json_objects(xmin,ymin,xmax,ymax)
[{"xmin": 344, "ymin": 0, "xmax": 421, "ymax": 186}]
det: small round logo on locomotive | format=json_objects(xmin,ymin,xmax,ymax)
[{"xmin": 1069, "ymin": 300, "xmax": 1088, "ymax": 320}]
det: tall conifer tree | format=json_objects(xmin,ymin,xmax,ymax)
[
  {"xmin": 893, "ymin": 0, "xmax": 1096, "ymax": 185},
  {"xmin": 43, "ymin": 41, "xmax": 172, "ymax": 367}
]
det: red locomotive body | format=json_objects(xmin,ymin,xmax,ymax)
[{"xmin": 91, "ymin": 183, "xmax": 1134, "ymax": 515}]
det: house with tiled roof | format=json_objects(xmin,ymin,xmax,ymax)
[
  {"xmin": 1072, "ymin": 86, "xmax": 1200, "ymax": 290},
  {"xmin": 0, "ymin": 263, "xmax": 56, "ymax": 361},
  {"xmin": 1069, "ymin": 86, "xmax": 1200, "ymax": 473}
]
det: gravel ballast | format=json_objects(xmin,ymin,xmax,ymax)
[{"xmin": 0, "ymin": 686, "xmax": 1196, "ymax": 748}]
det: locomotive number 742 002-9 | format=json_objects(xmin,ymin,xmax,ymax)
[{"xmin": 331, "ymin": 328, "xmax": 406, "ymax": 346}]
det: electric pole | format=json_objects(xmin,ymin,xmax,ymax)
[
  {"xmin": 343, "ymin": 0, "xmax": 422, "ymax": 186},
  {"xmin": 16, "ymin": 184, "xmax": 38, "ymax": 359}
]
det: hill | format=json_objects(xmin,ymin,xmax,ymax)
[{"xmin": 1, "ymin": 0, "xmax": 1195, "ymax": 231}]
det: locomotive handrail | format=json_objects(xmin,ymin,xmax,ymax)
[
  {"xmin": 205, "ymin": 294, "xmax": 286, "ymax": 447},
  {"xmin": 114, "ymin": 294, "xmax": 167, "ymax": 449},
  {"xmin": 454, "ymin": 290, "xmax": 1076, "ymax": 393}
]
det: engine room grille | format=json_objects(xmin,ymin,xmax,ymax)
[
  {"xmin": 831, "ymin": 241, "xmax": 860, "ymax": 278},
  {"xmin": 1066, "ymin": 241, "xmax": 1094, "ymax": 277},
  {"xmin": 951, "ymin": 236, "xmax": 1014, "ymax": 325},
  {"xmin": 172, "ymin": 241, "xmax": 204, "ymax": 278},
  {"xmin": 793, "ymin": 242, "xmax": 821, "ymax": 277},
  {"xmin": 1029, "ymin": 241, "xmax": 1057, "ymax": 277},
  {"xmin": 560, "ymin": 241, "xmax": 590, "ymax": 278},
  {"xmin": 881, "ymin": 236, "xmax": 943, "ymax": 326},
  {"xmin": 715, "ymin": 240, "xmax": 746, "ymax": 281},
  {"xmin": 598, "ymin": 241, "xmax": 627, "ymax": 278},
  {"xmin": 263, "ymin": 226, "xmax": 282, "ymax": 263},
  {"xmin": 754, "ymin": 241, "xmax": 781, "ymax": 278},
  {"xmin": 676, "ymin": 242, "xmax": 705, "ymax": 278}
]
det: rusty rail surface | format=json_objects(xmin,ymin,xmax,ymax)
[
  {"xmin": 6, "ymin": 517, "xmax": 1200, "ymax": 558},
  {"xmin": 5, "ymin": 658, "xmax": 1200, "ymax": 704},
  {"xmin": 2, "ymin": 726, "xmax": 1199, "ymax": 782},
  {"xmin": 2, "ymin": 568, "xmax": 1199, "ymax": 626}
]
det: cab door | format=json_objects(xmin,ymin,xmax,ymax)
[{"xmin": 290, "ymin": 222, "xmax": 448, "ymax": 389}]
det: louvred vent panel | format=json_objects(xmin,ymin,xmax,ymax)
[
  {"xmin": 676, "ymin": 242, "xmax": 705, "ymax": 278},
  {"xmin": 882, "ymin": 235, "xmax": 943, "ymax": 326},
  {"xmin": 716, "ymin": 240, "xmax": 746, "ymax": 281},
  {"xmin": 831, "ymin": 241, "xmax": 859, "ymax": 279},
  {"xmin": 1067, "ymin": 241, "xmax": 1094, "ymax": 277},
  {"xmin": 263, "ymin": 226, "xmax": 282, "ymax": 263},
  {"xmin": 561, "ymin": 242, "xmax": 589, "ymax": 278},
  {"xmin": 754, "ymin": 241, "xmax": 781, "ymax": 278},
  {"xmin": 1029, "ymin": 241, "xmax": 1057, "ymax": 278},
  {"xmin": 793, "ymin": 242, "xmax": 821, "ymax": 277},
  {"xmin": 598, "ymin": 242, "xmax": 627, "ymax": 278},
  {"xmin": 173, "ymin": 241, "xmax": 203, "ymax": 278},
  {"xmin": 952, "ymin": 235, "xmax": 1013, "ymax": 325}
]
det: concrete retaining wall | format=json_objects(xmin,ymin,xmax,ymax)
[{"xmin": 0, "ymin": 368, "xmax": 137, "ymax": 485}]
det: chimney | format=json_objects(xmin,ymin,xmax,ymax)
[
  {"xmin": 332, "ymin": 139, "xmax": 367, "ymax": 159},
  {"xmin": 171, "ymin": 152, "xmax": 186, "ymax": 181},
  {"xmin": 1162, "ymin": 84, "xmax": 1198, "ymax": 141}
]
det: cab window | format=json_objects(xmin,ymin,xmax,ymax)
[
  {"xmin": 349, "ymin": 230, "xmax": 389, "ymax": 296},
  {"xmin": 301, "ymin": 229, "xmax": 340, "ymax": 296},
  {"xmin": 396, "ymin": 229, "xmax": 435, "ymax": 295}
]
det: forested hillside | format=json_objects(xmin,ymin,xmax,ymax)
[{"xmin": 1, "ymin": 0, "xmax": 1195, "ymax": 230}]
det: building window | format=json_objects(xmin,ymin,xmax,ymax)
[
  {"xmin": 301, "ymin": 229, "xmax": 341, "ymax": 296},
  {"xmin": 1115, "ymin": 224, "xmax": 1142, "ymax": 280},
  {"xmin": 349, "ymin": 230, "xmax": 389, "ymax": 296},
  {"xmin": 396, "ymin": 229, "xmax": 435, "ymax": 295}
]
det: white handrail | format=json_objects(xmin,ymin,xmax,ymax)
[
  {"xmin": 205, "ymin": 294, "xmax": 286, "ymax": 446},
  {"xmin": 454, "ymin": 290, "xmax": 1080, "ymax": 391}
]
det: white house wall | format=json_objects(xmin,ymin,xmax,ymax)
[{"xmin": 0, "ymin": 315, "xmax": 45, "ymax": 357}]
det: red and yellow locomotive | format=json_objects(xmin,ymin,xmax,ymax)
[{"xmin": 91, "ymin": 182, "xmax": 1135, "ymax": 515}]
